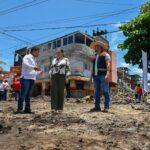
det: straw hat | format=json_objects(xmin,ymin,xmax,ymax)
[{"xmin": 90, "ymin": 41, "xmax": 108, "ymax": 51}]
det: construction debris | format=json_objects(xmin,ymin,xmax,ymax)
[{"xmin": 0, "ymin": 95, "xmax": 149, "ymax": 150}]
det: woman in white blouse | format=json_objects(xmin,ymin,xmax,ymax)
[{"xmin": 49, "ymin": 49, "xmax": 71, "ymax": 113}]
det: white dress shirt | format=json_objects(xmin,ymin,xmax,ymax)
[
  {"xmin": 94, "ymin": 54, "xmax": 99, "ymax": 76},
  {"xmin": 0, "ymin": 83, "xmax": 4, "ymax": 91},
  {"xmin": 21, "ymin": 54, "xmax": 39, "ymax": 80},
  {"xmin": 2, "ymin": 82, "xmax": 9, "ymax": 90}
]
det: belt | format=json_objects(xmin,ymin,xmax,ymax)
[
  {"xmin": 98, "ymin": 68, "xmax": 107, "ymax": 71},
  {"xmin": 53, "ymin": 73, "xmax": 65, "ymax": 76}
]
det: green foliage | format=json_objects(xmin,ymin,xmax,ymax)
[
  {"xmin": 0, "ymin": 60, "xmax": 6, "ymax": 65},
  {"xmin": 140, "ymin": 1, "xmax": 150, "ymax": 13},
  {"xmin": 0, "ymin": 60, "xmax": 6, "ymax": 71},
  {"xmin": 118, "ymin": 1, "xmax": 150, "ymax": 72}
]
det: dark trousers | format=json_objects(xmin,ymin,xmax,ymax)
[
  {"xmin": 18, "ymin": 78, "xmax": 34, "ymax": 110},
  {"xmin": 0, "ymin": 91, "xmax": 4, "ymax": 101},
  {"xmin": 51, "ymin": 75, "xmax": 65, "ymax": 110},
  {"xmin": 65, "ymin": 83, "xmax": 70, "ymax": 98},
  {"xmin": 137, "ymin": 94, "xmax": 142, "ymax": 102},
  {"xmin": 3, "ymin": 90, "xmax": 7, "ymax": 101},
  {"xmin": 135, "ymin": 94, "xmax": 138, "ymax": 99}
]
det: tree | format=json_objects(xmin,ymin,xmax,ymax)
[
  {"xmin": 118, "ymin": 1, "xmax": 150, "ymax": 72},
  {"xmin": 0, "ymin": 60, "xmax": 6, "ymax": 64},
  {"xmin": 0, "ymin": 60, "xmax": 6, "ymax": 72}
]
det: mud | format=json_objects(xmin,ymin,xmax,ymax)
[{"xmin": 0, "ymin": 97, "xmax": 149, "ymax": 150}]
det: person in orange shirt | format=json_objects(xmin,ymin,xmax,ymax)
[{"xmin": 137, "ymin": 84, "xmax": 142, "ymax": 103}]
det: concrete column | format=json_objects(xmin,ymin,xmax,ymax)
[
  {"xmin": 73, "ymin": 34, "xmax": 75, "ymax": 43},
  {"xmin": 84, "ymin": 35, "xmax": 87, "ymax": 45}
]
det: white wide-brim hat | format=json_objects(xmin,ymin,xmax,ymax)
[{"xmin": 90, "ymin": 41, "xmax": 108, "ymax": 51}]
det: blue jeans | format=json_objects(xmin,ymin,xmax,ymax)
[
  {"xmin": 18, "ymin": 78, "xmax": 34, "ymax": 110},
  {"xmin": 93, "ymin": 75, "xmax": 110, "ymax": 109},
  {"xmin": 137, "ymin": 94, "xmax": 142, "ymax": 103}
]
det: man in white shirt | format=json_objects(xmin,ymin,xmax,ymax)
[
  {"xmin": 2, "ymin": 80, "xmax": 9, "ymax": 101},
  {"xmin": 0, "ymin": 82, "xmax": 4, "ymax": 101},
  {"xmin": 16, "ymin": 47, "xmax": 41, "ymax": 114}
]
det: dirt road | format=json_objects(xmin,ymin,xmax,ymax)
[{"xmin": 0, "ymin": 97, "xmax": 150, "ymax": 150}]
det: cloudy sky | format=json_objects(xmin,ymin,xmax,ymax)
[{"xmin": 0, "ymin": 0, "xmax": 149, "ymax": 78}]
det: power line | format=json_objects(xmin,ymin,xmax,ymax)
[
  {"xmin": 0, "ymin": 6, "xmax": 137, "ymax": 50},
  {"xmin": 81, "ymin": 7, "xmax": 138, "ymax": 25},
  {"xmin": 0, "ymin": 22, "xmax": 127, "ymax": 32},
  {"xmin": 1, "ymin": 45, "xmax": 24, "ymax": 52},
  {"xmin": 0, "ymin": 28, "xmax": 122, "ymax": 60},
  {"xmin": 0, "ymin": 0, "xmax": 49, "ymax": 16},
  {"xmin": 0, "ymin": 4, "xmax": 140, "ymax": 54},
  {"xmin": 0, "ymin": 29, "xmax": 67, "ymax": 54},
  {"xmin": 1, "ymin": 29, "xmax": 122, "ymax": 51},
  {"xmin": 0, "ymin": 12, "xmax": 114, "ymax": 29},
  {"xmin": 0, "ymin": 31, "xmax": 33, "ymax": 46},
  {"xmin": 0, "ymin": 6, "xmax": 139, "ymax": 32},
  {"xmin": 107, "ymin": 30, "xmax": 120, "ymax": 34},
  {"xmin": 8, "ymin": 32, "xmax": 37, "ymax": 44},
  {"xmin": 75, "ymin": 0, "xmax": 133, "ymax": 5},
  {"xmin": 0, "ymin": 6, "xmax": 138, "ymax": 31}
]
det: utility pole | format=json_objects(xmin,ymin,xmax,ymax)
[{"xmin": 0, "ymin": 51, "xmax": 4, "ymax": 74}]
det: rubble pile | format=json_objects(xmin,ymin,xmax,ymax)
[
  {"xmin": 65, "ymin": 85, "xmax": 135, "ymax": 105},
  {"xmin": 65, "ymin": 98, "xmax": 87, "ymax": 103},
  {"xmin": 111, "ymin": 85, "xmax": 135, "ymax": 104},
  {"xmin": 31, "ymin": 95, "xmax": 50, "ymax": 102},
  {"xmin": 0, "ymin": 120, "xmax": 12, "ymax": 134},
  {"xmin": 131, "ymin": 103, "xmax": 150, "ymax": 112},
  {"xmin": 87, "ymin": 115, "xmax": 150, "ymax": 150}
]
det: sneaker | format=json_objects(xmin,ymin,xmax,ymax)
[
  {"xmin": 51, "ymin": 109, "xmax": 57, "ymax": 114},
  {"xmin": 103, "ymin": 108, "xmax": 109, "ymax": 113},
  {"xmin": 57, "ymin": 110, "xmax": 63, "ymax": 113},
  {"xmin": 14, "ymin": 109, "xmax": 24, "ymax": 114},
  {"xmin": 24, "ymin": 109, "xmax": 34, "ymax": 114},
  {"xmin": 90, "ymin": 107, "xmax": 101, "ymax": 112}
]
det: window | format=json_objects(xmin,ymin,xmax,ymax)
[
  {"xmin": 63, "ymin": 38, "xmax": 67, "ymax": 46},
  {"xmin": 53, "ymin": 41, "xmax": 56, "ymax": 49},
  {"xmin": 84, "ymin": 64, "xmax": 88, "ymax": 69},
  {"xmin": 43, "ymin": 48, "xmax": 47, "ymax": 52},
  {"xmin": 57, "ymin": 40, "xmax": 61, "ymax": 47},
  {"xmin": 49, "ymin": 56, "xmax": 53, "ymax": 64},
  {"xmin": 44, "ymin": 66, "xmax": 46, "ymax": 72},
  {"xmin": 68, "ymin": 36, "xmax": 73, "ymax": 44},
  {"xmin": 48, "ymin": 43, "xmax": 51, "ymax": 49}
]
